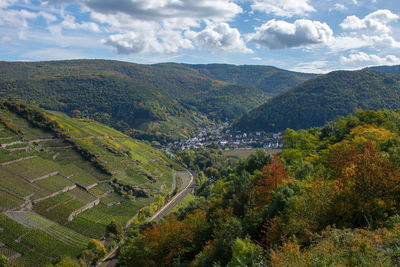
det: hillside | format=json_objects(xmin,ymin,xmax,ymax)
[
  {"xmin": 366, "ymin": 64, "xmax": 400, "ymax": 75},
  {"xmin": 0, "ymin": 60, "xmax": 270, "ymax": 142},
  {"xmin": 117, "ymin": 109, "xmax": 400, "ymax": 266},
  {"xmin": 233, "ymin": 70, "xmax": 400, "ymax": 132},
  {"xmin": 0, "ymin": 100, "xmax": 181, "ymax": 266},
  {"xmin": 181, "ymin": 63, "xmax": 316, "ymax": 95}
]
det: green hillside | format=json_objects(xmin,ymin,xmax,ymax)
[
  {"xmin": 182, "ymin": 63, "xmax": 316, "ymax": 95},
  {"xmin": 117, "ymin": 109, "xmax": 400, "ymax": 267},
  {"xmin": 367, "ymin": 64, "xmax": 400, "ymax": 75},
  {"xmin": 0, "ymin": 60, "xmax": 270, "ymax": 142},
  {"xmin": 233, "ymin": 70, "xmax": 400, "ymax": 132},
  {"xmin": 0, "ymin": 100, "xmax": 181, "ymax": 266}
]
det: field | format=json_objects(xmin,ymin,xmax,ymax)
[
  {"xmin": 223, "ymin": 148, "xmax": 282, "ymax": 158},
  {"xmin": 0, "ymin": 104, "xmax": 180, "ymax": 265},
  {"xmin": 0, "ymin": 215, "xmax": 84, "ymax": 266}
]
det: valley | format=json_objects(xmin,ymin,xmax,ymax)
[
  {"xmin": 2, "ymin": 0, "xmax": 400, "ymax": 266},
  {"xmin": 1, "ymin": 61, "xmax": 400, "ymax": 266}
]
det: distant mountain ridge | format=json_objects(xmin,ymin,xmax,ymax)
[
  {"xmin": 233, "ymin": 69, "xmax": 400, "ymax": 132},
  {"xmin": 366, "ymin": 64, "xmax": 400, "ymax": 75},
  {"xmin": 161, "ymin": 63, "xmax": 317, "ymax": 95},
  {"xmin": 0, "ymin": 59, "xmax": 314, "ymax": 141}
]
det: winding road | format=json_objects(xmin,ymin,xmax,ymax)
[{"xmin": 98, "ymin": 169, "xmax": 197, "ymax": 267}]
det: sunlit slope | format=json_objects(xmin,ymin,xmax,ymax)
[{"xmin": 0, "ymin": 100, "xmax": 180, "ymax": 265}]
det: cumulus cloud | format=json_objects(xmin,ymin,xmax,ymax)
[
  {"xmin": 83, "ymin": 0, "xmax": 242, "ymax": 21},
  {"xmin": 103, "ymin": 29, "xmax": 193, "ymax": 54},
  {"xmin": 186, "ymin": 23, "xmax": 251, "ymax": 53},
  {"xmin": 341, "ymin": 52, "xmax": 400, "ymax": 65},
  {"xmin": 44, "ymin": 0, "xmax": 244, "ymax": 54},
  {"xmin": 103, "ymin": 32, "xmax": 147, "ymax": 54},
  {"xmin": 251, "ymin": 0, "xmax": 315, "ymax": 17},
  {"xmin": 248, "ymin": 19, "xmax": 333, "ymax": 50},
  {"xmin": 329, "ymin": 34, "xmax": 400, "ymax": 52},
  {"xmin": 340, "ymin": 9, "xmax": 399, "ymax": 33}
]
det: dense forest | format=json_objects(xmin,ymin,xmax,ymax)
[
  {"xmin": 174, "ymin": 63, "xmax": 316, "ymax": 95},
  {"xmin": 0, "ymin": 60, "xmax": 314, "ymax": 143},
  {"xmin": 101, "ymin": 109, "xmax": 400, "ymax": 267},
  {"xmin": 233, "ymin": 70, "xmax": 400, "ymax": 132},
  {"xmin": 367, "ymin": 65, "xmax": 400, "ymax": 75}
]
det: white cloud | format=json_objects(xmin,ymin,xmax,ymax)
[
  {"xmin": 0, "ymin": 8, "xmax": 37, "ymax": 28},
  {"xmin": 61, "ymin": 14, "xmax": 100, "ymax": 32},
  {"xmin": 341, "ymin": 52, "xmax": 400, "ymax": 65},
  {"xmin": 20, "ymin": 47, "xmax": 86, "ymax": 60},
  {"xmin": 103, "ymin": 29, "xmax": 193, "ymax": 54},
  {"xmin": 248, "ymin": 19, "xmax": 333, "ymax": 50},
  {"xmin": 39, "ymin": 11, "xmax": 58, "ymax": 23},
  {"xmin": 186, "ymin": 23, "xmax": 251, "ymax": 53},
  {"xmin": 0, "ymin": 0, "xmax": 19, "ymax": 9},
  {"xmin": 340, "ymin": 9, "xmax": 399, "ymax": 33},
  {"xmin": 251, "ymin": 0, "xmax": 315, "ymax": 17},
  {"xmin": 46, "ymin": 0, "xmax": 244, "ymax": 54},
  {"xmin": 103, "ymin": 32, "xmax": 147, "ymax": 54},
  {"xmin": 329, "ymin": 33, "xmax": 400, "ymax": 52},
  {"xmin": 291, "ymin": 60, "xmax": 330, "ymax": 73},
  {"xmin": 330, "ymin": 3, "xmax": 347, "ymax": 12},
  {"xmin": 83, "ymin": 0, "xmax": 242, "ymax": 21}
]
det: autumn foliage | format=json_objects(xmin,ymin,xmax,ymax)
[
  {"xmin": 119, "ymin": 110, "xmax": 400, "ymax": 267},
  {"xmin": 251, "ymin": 155, "xmax": 288, "ymax": 209}
]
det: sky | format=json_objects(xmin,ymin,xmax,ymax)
[{"xmin": 0, "ymin": 0, "xmax": 399, "ymax": 73}]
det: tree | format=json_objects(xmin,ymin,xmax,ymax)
[
  {"xmin": 229, "ymin": 236, "xmax": 264, "ymax": 267},
  {"xmin": 0, "ymin": 255, "xmax": 9, "ymax": 267},
  {"xmin": 332, "ymin": 142, "xmax": 400, "ymax": 227},
  {"xmin": 45, "ymin": 257, "xmax": 80, "ymax": 267},
  {"xmin": 251, "ymin": 155, "xmax": 288, "ymax": 210},
  {"xmin": 80, "ymin": 239, "xmax": 107, "ymax": 265},
  {"xmin": 106, "ymin": 220, "xmax": 124, "ymax": 240}
]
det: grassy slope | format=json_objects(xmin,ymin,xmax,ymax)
[{"xmin": 0, "ymin": 102, "xmax": 180, "ymax": 265}]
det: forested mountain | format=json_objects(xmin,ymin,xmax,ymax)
[
  {"xmin": 233, "ymin": 70, "xmax": 400, "ymax": 132},
  {"xmin": 168, "ymin": 63, "xmax": 316, "ymax": 95},
  {"xmin": 0, "ymin": 60, "xmax": 317, "ymax": 142},
  {"xmin": 0, "ymin": 60, "xmax": 269, "ymax": 142},
  {"xmin": 367, "ymin": 64, "xmax": 400, "ymax": 75}
]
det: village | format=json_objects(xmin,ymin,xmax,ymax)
[{"xmin": 168, "ymin": 123, "xmax": 283, "ymax": 151}]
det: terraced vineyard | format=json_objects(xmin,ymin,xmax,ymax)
[{"xmin": 0, "ymin": 101, "xmax": 182, "ymax": 266}]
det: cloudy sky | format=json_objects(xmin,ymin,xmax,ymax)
[{"xmin": 1, "ymin": 0, "xmax": 399, "ymax": 73}]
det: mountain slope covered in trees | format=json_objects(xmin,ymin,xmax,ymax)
[
  {"xmin": 0, "ymin": 60, "xmax": 318, "ymax": 142},
  {"xmin": 0, "ymin": 60, "xmax": 275, "ymax": 142},
  {"xmin": 168, "ymin": 63, "xmax": 316, "ymax": 95},
  {"xmin": 115, "ymin": 109, "xmax": 400, "ymax": 266},
  {"xmin": 367, "ymin": 64, "xmax": 400, "ymax": 75},
  {"xmin": 233, "ymin": 70, "xmax": 400, "ymax": 132}
]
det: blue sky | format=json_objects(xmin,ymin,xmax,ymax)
[{"xmin": 0, "ymin": 0, "xmax": 399, "ymax": 73}]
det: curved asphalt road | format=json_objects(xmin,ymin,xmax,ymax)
[
  {"xmin": 99, "ymin": 169, "xmax": 197, "ymax": 267},
  {"xmin": 150, "ymin": 170, "xmax": 196, "ymax": 221}
]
